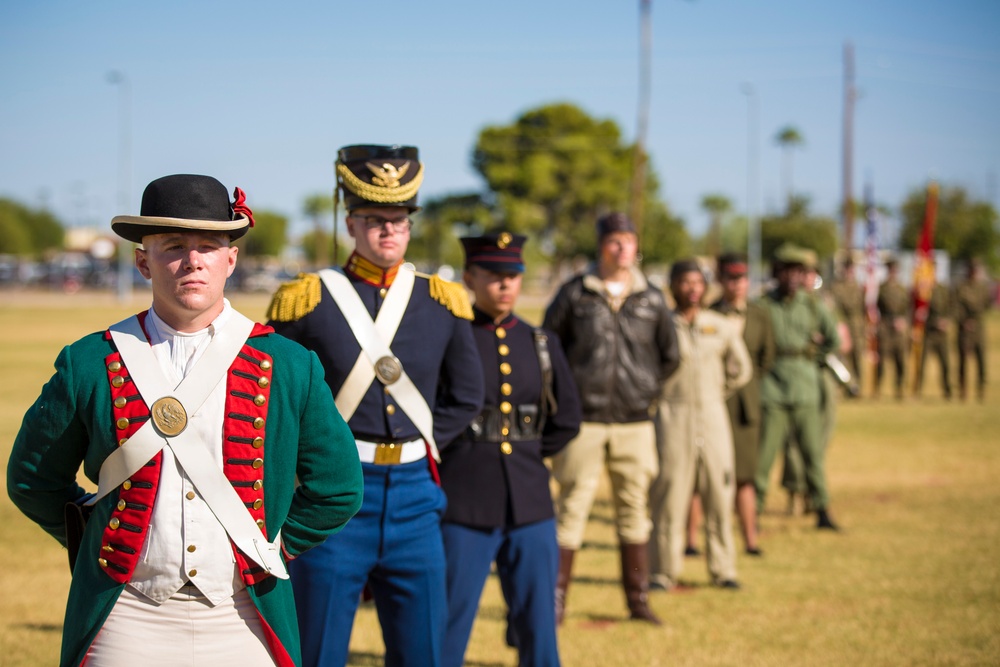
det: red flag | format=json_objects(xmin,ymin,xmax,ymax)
[{"xmin": 912, "ymin": 181, "xmax": 939, "ymax": 329}]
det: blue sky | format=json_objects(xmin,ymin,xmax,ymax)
[{"xmin": 2, "ymin": 0, "xmax": 998, "ymax": 247}]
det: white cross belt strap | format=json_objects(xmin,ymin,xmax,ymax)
[
  {"xmin": 320, "ymin": 267, "xmax": 440, "ymax": 462},
  {"xmin": 91, "ymin": 313, "xmax": 287, "ymax": 579}
]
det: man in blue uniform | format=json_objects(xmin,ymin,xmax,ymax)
[
  {"xmin": 440, "ymin": 232, "xmax": 582, "ymax": 667},
  {"xmin": 266, "ymin": 145, "xmax": 485, "ymax": 667}
]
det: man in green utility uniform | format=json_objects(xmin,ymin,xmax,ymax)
[
  {"xmin": 876, "ymin": 258, "xmax": 910, "ymax": 399},
  {"xmin": 755, "ymin": 244, "xmax": 841, "ymax": 531},
  {"xmin": 954, "ymin": 259, "xmax": 993, "ymax": 401}
]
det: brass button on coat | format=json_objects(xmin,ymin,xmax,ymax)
[
  {"xmin": 498, "ymin": 344, "xmax": 510, "ymax": 356},
  {"xmin": 107, "ymin": 361, "xmax": 122, "ymax": 372},
  {"xmin": 253, "ymin": 417, "xmax": 265, "ymax": 429},
  {"xmin": 252, "ymin": 458, "xmax": 264, "ymax": 469},
  {"xmin": 187, "ymin": 545, "xmax": 196, "ymax": 553},
  {"xmin": 109, "ymin": 518, "xmax": 120, "ymax": 530},
  {"xmin": 116, "ymin": 500, "xmax": 126, "ymax": 511},
  {"xmin": 123, "ymin": 480, "xmax": 132, "ymax": 490},
  {"xmin": 111, "ymin": 376, "xmax": 125, "ymax": 388},
  {"xmin": 500, "ymin": 363, "xmax": 512, "ymax": 375},
  {"xmin": 379, "ymin": 288, "xmax": 388, "ymax": 298},
  {"xmin": 386, "ymin": 405, "xmax": 396, "ymax": 416},
  {"xmin": 114, "ymin": 396, "xmax": 127, "ymax": 409},
  {"xmin": 495, "ymin": 328, "xmax": 507, "ymax": 339},
  {"xmin": 118, "ymin": 438, "xmax": 128, "ymax": 447},
  {"xmin": 500, "ymin": 383, "xmax": 512, "ymax": 396},
  {"xmin": 252, "ymin": 437, "xmax": 264, "ymax": 449},
  {"xmin": 186, "ymin": 491, "xmax": 196, "ymax": 500},
  {"xmin": 256, "ymin": 519, "xmax": 265, "ymax": 528},
  {"xmin": 500, "ymin": 442, "xmax": 513, "ymax": 455},
  {"xmin": 188, "ymin": 569, "xmax": 197, "ymax": 577},
  {"xmin": 252, "ymin": 499, "xmax": 264, "ymax": 510},
  {"xmin": 257, "ymin": 376, "xmax": 269, "ymax": 388},
  {"xmin": 115, "ymin": 417, "xmax": 129, "ymax": 430},
  {"xmin": 98, "ymin": 558, "xmax": 109, "ymax": 568},
  {"xmin": 259, "ymin": 360, "xmax": 272, "ymax": 370},
  {"xmin": 500, "ymin": 401, "xmax": 513, "ymax": 414},
  {"xmin": 253, "ymin": 480, "xmax": 263, "ymax": 491}
]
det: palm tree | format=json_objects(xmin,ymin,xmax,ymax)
[
  {"xmin": 303, "ymin": 193, "xmax": 333, "ymax": 268},
  {"xmin": 700, "ymin": 193, "xmax": 732, "ymax": 257},
  {"xmin": 775, "ymin": 125, "xmax": 804, "ymax": 209}
]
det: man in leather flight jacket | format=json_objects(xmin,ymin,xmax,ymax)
[{"xmin": 543, "ymin": 212, "xmax": 679, "ymax": 626}]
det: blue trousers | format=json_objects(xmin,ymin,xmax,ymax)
[
  {"xmin": 290, "ymin": 460, "xmax": 448, "ymax": 667},
  {"xmin": 441, "ymin": 519, "xmax": 560, "ymax": 667}
]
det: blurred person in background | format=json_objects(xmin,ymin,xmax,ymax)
[
  {"xmin": 649, "ymin": 259, "xmax": 751, "ymax": 591},
  {"xmin": 710, "ymin": 252, "xmax": 775, "ymax": 555},
  {"xmin": 876, "ymin": 257, "xmax": 910, "ymax": 400},
  {"xmin": 954, "ymin": 258, "xmax": 992, "ymax": 401},
  {"xmin": 543, "ymin": 212, "xmax": 679, "ymax": 626},
  {"xmin": 755, "ymin": 244, "xmax": 841, "ymax": 532}
]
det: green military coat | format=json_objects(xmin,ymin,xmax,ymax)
[{"xmin": 7, "ymin": 316, "xmax": 363, "ymax": 666}]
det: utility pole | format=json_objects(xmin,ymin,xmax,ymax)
[
  {"xmin": 629, "ymin": 0, "xmax": 652, "ymax": 238},
  {"xmin": 842, "ymin": 41, "xmax": 857, "ymax": 252}
]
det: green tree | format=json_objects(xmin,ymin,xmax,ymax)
[
  {"xmin": 700, "ymin": 193, "xmax": 733, "ymax": 257},
  {"xmin": 235, "ymin": 210, "xmax": 288, "ymax": 258},
  {"xmin": 898, "ymin": 184, "xmax": 999, "ymax": 270},
  {"xmin": 775, "ymin": 125, "xmax": 804, "ymax": 207},
  {"xmin": 0, "ymin": 198, "xmax": 64, "ymax": 256},
  {"xmin": 303, "ymin": 193, "xmax": 333, "ymax": 268},
  {"xmin": 760, "ymin": 195, "xmax": 838, "ymax": 266},
  {"xmin": 408, "ymin": 192, "xmax": 494, "ymax": 269},
  {"xmin": 472, "ymin": 102, "xmax": 686, "ymax": 265}
]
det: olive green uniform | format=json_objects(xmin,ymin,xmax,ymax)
[
  {"xmin": 755, "ymin": 289, "xmax": 840, "ymax": 512},
  {"xmin": 876, "ymin": 277, "xmax": 910, "ymax": 397},
  {"xmin": 954, "ymin": 277, "xmax": 992, "ymax": 398},
  {"xmin": 916, "ymin": 282, "xmax": 953, "ymax": 398},
  {"xmin": 830, "ymin": 276, "xmax": 865, "ymax": 383}
]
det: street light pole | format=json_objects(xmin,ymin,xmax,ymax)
[
  {"xmin": 108, "ymin": 70, "xmax": 132, "ymax": 303},
  {"xmin": 741, "ymin": 83, "xmax": 761, "ymax": 295}
]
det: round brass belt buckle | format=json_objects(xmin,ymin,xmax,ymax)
[
  {"xmin": 375, "ymin": 355, "xmax": 403, "ymax": 385},
  {"xmin": 150, "ymin": 396, "xmax": 188, "ymax": 436}
]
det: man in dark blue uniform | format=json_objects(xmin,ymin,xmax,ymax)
[
  {"xmin": 439, "ymin": 232, "xmax": 581, "ymax": 667},
  {"xmin": 266, "ymin": 144, "xmax": 484, "ymax": 667}
]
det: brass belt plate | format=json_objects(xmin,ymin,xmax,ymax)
[
  {"xmin": 373, "ymin": 443, "xmax": 404, "ymax": 465},
  {"xmin": 150, "ymin": 396, "xmax": 188, "ymax": 436},
  {"xmin": 374, "ymin": 355, "xmax": 403, "ymax": 385}
]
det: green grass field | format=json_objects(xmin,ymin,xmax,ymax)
[{"xmin": 1, "ymin": 290, "xmax": 998, "ymax": 666}]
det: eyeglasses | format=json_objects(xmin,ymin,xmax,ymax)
[{"xmin": 351, "ymin": 214, "xmax": 412, "ymax": 233}]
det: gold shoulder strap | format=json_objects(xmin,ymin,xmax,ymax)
[{"xmin": 267, "ymin": 273, "xmax": 322, "ymax": 322}]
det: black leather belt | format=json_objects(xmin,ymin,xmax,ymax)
[{"xmin": 467, "ymin": 404, "xmax": 542, "ymax": 442}]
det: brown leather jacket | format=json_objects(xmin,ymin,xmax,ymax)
[{"xmin": 543, "ymin": 266, "xmax": 679, "ymax": 423}]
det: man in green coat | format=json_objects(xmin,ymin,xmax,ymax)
[
  {"xmin": 755, "ymin": 244, "xmax": 841, "ymax": 531},
  {"xmin": 7, "ymin": 175, "xmax": 363, "ymax": 666},
  {"xmin": 915, "ymin": 272, "xmax": 953, "ymax": 399}
]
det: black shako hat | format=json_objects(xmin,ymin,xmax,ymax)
[
  {"xmin": 596, "ymin": 212, "xmax": 637, "ymax": 241},
  {"xmin": 460, "ymin": 231, "xmax": 527, "ymax": 274},
  {"xmin": 336, "ymin": 144, "xmax": 424, "ymax": 212},
  {"xmin": 111, "ymin": 174, "xmax": 254, "ymax": 244}
]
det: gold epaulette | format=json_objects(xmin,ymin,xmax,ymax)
[
  {"xmin": 425, "ymin": 273, "xmax": 474, "ymax": 320},
  {"xmin": 266, "ymin": 273, "xmax": 322, "ymax": 322}
]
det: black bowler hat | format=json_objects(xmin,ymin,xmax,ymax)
[
  {"xmin": 111, "ymin": 174, "xmax": 254, "ymax": 244},
  {"xmin": 336, "ymin": 144, "xmax": 424, "ymax": 212},
  {"xmin": 596, "ymin": 212, "xmax": 637, "ymax": 241},
  {"xmin": 460, "ymin": 231, "xmax": 527, "ymax": 274}
]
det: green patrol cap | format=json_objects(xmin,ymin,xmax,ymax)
[{"xmin": 773, "ymin": 243, "xmax": 815, "ymax": 269}]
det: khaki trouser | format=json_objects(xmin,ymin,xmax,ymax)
[
  {"xmin": 86, "ymin": 587, "xmax": 276, "ymax": 666},
  {"xmin": 551, "ymin": 421, "xmax": 658, "ymax": 549},
  {"xmin": 649, "ymin": 403, "xmax": 738, "ymax": 587}
]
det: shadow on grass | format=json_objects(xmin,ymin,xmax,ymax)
[{"xmin": 11, "ymin": 622, "xmax": 61, "ymax": 632}]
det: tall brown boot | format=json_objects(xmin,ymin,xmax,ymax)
[
  {"xmin": 620, "ymin": 542, "xmax": 662, "ymax": 625},
  {"xmin": 555, "ymin": 547, "xmax": 575, "ymax": 626}
]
